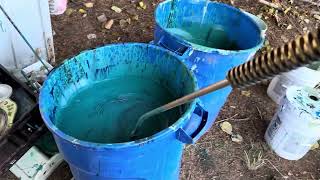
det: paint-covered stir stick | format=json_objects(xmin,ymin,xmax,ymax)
[{"xmin": 131, "ymin": 29, "xmax": 320, "ymax": 137}]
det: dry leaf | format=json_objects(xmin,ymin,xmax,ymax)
[
  {"xmin": 241, "ymin": 90, "xmax": 251, "ymax": 97},
  {"xmin": 84, "ymin": 2, "xmax": 94, "ymax": 8},
  {"xmin": 104, "ymin": 19, "xmax": 114, "ymax": 29},
  {"xmin": 220, "ymin": 122, "xmax": 233, "ymax": 135},
  {"xmin": 111, "ymin": 6, "xmax": 122, "ymax": 13},
  {"xmin": 65, "ymin": 8, "xmax": 75, "ymax": 16},
  {"xmin": 78, "ymin": 9, "xmax": 87, "ymax": 14},
  {"xmin": 139, "ymin": 1, "xmax": 147, "ymax": 9},
  {"xmin": 284, "ymin": 7, "xmax": 291, "ymax": 14}
]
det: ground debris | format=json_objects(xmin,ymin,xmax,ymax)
[
  {"xmin": 78, "ymin": 8, "xmax": 86, "ymax": 14},
  {"xmin": 139, "ymin": 1, "xmax": 147, "ymax": 9},
  {"xmin": 104, "ymin": 19, "xmax": 114, "ymax": 29},
  {"xmin": 231, "ymin": 134, "xmax": 243, "ymax": 143},
  {"xmin": 132, "ymin": 14, "xmax": 139, "ymax": 21},
  {"xmin": 241, "ymin": 90, "xmax": 251, "ymax": 97},
  {"xmin": 87, "ymin": 33, "xmax": 97, "ymax": 39},
  {"xmin": 286, "ymin": 24, "xmax": 293, "ymax": 30},
  {"xmin": 111, "ymin": 5, "xmax": 122, "ymax": 13},
  {"xmin": 314, "ymin": 14, "xmax": 320, "ymax": 20},
  {"xmin": 97, "ymin": 14, "xmax": 107, "ymax": 23},
  {"xmin": 84, "ymin": 2, "xmax": 94, "ymax": 8},
  {"xmin": 219, "ymin": 121, "xmax": 233, "ymax": 135},
  {"xmin": 65, "ymin": 8, "xmax": 75, "ymax": 16}
]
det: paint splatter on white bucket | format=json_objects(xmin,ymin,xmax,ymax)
[
  {"xmin": 267, "ymin": 66, "xmax": 320, "ymax": 104},
  {"xmin": 265, "ymin": 86, "xmax": 320, "ymax": 160}
]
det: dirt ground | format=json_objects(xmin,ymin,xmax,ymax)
[{"xmin": 2, "ymin": 0, "xmax": 320, "ymax": 179}]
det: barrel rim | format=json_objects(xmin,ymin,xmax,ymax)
[
  {"xmin": 154, "ymin": 0, "xmax": 264, "ymax": 54},
  {"xmin": 39, "ymin": 43, "xmax": 198, "ymax": 149}
]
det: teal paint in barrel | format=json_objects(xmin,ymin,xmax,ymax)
[
  {"xmin": 39, "ymin": 43, "xmax": 209, "ymax": 179},
  {"xmin": 154, "ymin": 0, "xmax": 265, "ymax": 138}
]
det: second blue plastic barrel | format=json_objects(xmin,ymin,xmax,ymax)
[{"xmin": 154, "ymin": 0, "xmax": 264, "ymax": 138}]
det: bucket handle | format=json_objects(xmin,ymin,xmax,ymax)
[
  {"xmin": 157, "ymin": 36, "xmax": 193, "ymax": 58},
  {"xmin": 176, "ymin": 104, "xmax": 208, "ymax": 144}
]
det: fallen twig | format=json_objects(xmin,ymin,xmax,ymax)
[
  {"xmin": 256, "ymin": 106, "xmax": 263, "ymax": 120},
  {"xmin": 266, "ymin": 159, "xmax": 288, "ymax": 179},
  {"xmin": 258, "ymin": 0, "xmax": 282, "ymax": 10},
  {"xmin": 300, "ymin": 0, "xmax": 320, "ymax": 6}
]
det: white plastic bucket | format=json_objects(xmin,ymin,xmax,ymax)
[
  {"xmin": 48, "ymin": 0, "xmax": 67, "ymax": 15},
  {"xmin": 267, "ymin": 66, "xmax": 320, "ymax": 104},
  {"xmin": 265, "ymin": 86, "xmax": 320, "ymax": 160}
]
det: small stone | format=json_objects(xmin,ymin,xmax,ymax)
[
  {"xmin": 65, "ymin": 8, "xmax": 75, "ymax": 16},
  {"xmin": 132, "ymin": 14, "xmax": 139, "ymax": 21},
  {"xmin": 104, "ymin": 19, "xmax": 114, "ymax": 29},
  {"xmin": 304, "ymin": 19, "xmax": 310, "ymax": 24},
  {"xmin": 119, "ymin": 19, "xmax": 127, "ymax": 28},
  {"xmin": 314, "ymin": 14, "xmax": 320, "ymax": 21},
  {"xmin": 78, "ymin": 9, "xmax": 86, "ymax": 14},
  {"xmin": 303, "ymin": 27, "xmax": 308, "ymax": 32},
  {"xmin": 230, "ymin": 106, "xmax": 236, "ymax": 109},
  {"xmin": 139, "ymin": 1, "xmax": 147, "ymax": 9},
  {"xmin": 82, "ymin": 14, "xmax": 87, "ymax": 18},
  {"xmin": 302, "ymin": 171, "xmax": 307, "ymax": 175},
  {"xmin": 286, "ymin": 24, "xmax": 293, "ymax": 30},
  {"xmin": 219, "ymin": 122, "xmax": 233, "ymax": 135},
  {"xmin": 84, "ymin": 2, "xmax": 94, "ymax": 8},
  {"xmin": 126, "ymin": 18, "xmax": 131, "ymax": 24},
  {"xmin": 111, "ymin": 6, "xmax": 122, "ymax": 13},
  {"xmin": 231, "ymin": 134, "xmax": 243, "ymax": 143},
  {"xmin": 87, "ymin": 33, "xmax": 97, "ymax": 39},
  {"xmin": 288, "ymin": 171, "xmax": 293, "ymax": 176},
  {"xmin": 97, "ymin": 14, "xmax": 107, "ymax": 22}
]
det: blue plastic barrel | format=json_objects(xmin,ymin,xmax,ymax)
[
  {"xmin": 154, "ymin": 0, "xmax": 264, "ymax": 136},
  {"xmin": 39, "ymin": 43, "xmax": 209, "ymax": 179}
]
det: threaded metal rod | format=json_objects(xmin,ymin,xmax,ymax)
[{"xmin": 227, "ymin": 29, "xmax": 320, "ymax": 88}]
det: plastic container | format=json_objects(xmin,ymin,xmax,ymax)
[
  {"xmin": 265, "ymin": 86, "xmax": 320, "ymax": 160},
  {"xmin": 0, "ymin": 64, "xmax": 47, "ymax": 174},
  {"xmin": 154, "ymin": 0, "xmax": 264, "ymax": 137},
  {"xmin": 39, "ymin": 43, "xmax": 210, "ymax": 179},
  {"xmin": 267, "ymin": 66, "xmax": 320, "ymax": 104},
  {"xmin": 48, "ymin": 0, "xmax": 67, "ymax": 15}
]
